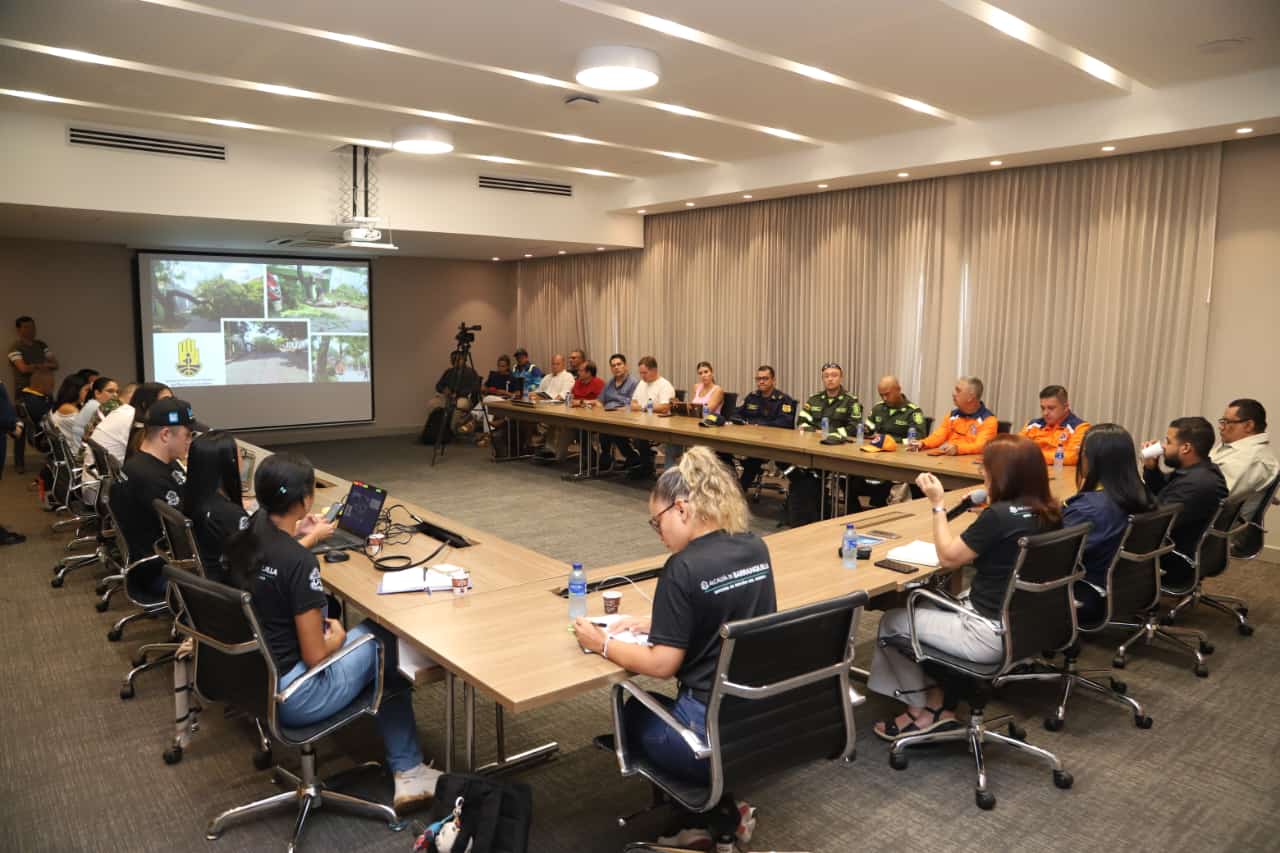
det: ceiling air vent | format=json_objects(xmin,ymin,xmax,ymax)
[
  {"xmin": 478, "ymin": 175, "xmax": 572, "ymax": 197},
  {"xmin": 68, "ymin": 126, "xmax": 226, "ymax": 161},
  {"xmin": 267, "ymin": 232, "xmax": 346, "ymax": 250}
]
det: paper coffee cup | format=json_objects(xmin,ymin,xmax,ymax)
[
  {"xmin": 451, "ymin": 569, "xmax": 469, "ymax": 595},
  {"xmin": 1141, "ymin": 443, "xmax": 1163, "ymax": 460},
  {"xmin": 602, "ymin": 590, "xmax": 622, "ymax": 614}
]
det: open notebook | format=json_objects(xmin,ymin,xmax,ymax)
[
  {"xmin": 886, "ymin": 540, "xmax": 940, "ymax": 567},
  {"xmin": 377, "ymin": 563, "xmax": 472, "ymax": 595}
]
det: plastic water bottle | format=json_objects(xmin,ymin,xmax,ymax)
[
  {"xmin": 702, "ymin": 403, "xmax": 709, "ymax": 420},
  {"xmin": 1053, "ymin": 437, "xmax": 1065, "ymax": 479},
  {"xmin": 841, "ymin": 522, "xmax": 858, "ymax": 568},
  {"xmin": 568, "ymin": 562, "xmax": 588, "ymax": 619},
  {"xmin": 820, "ymin": 416, "xmax": 830, "ymax": 437},
  {"xmin": 645, "ymin": 398, "xmax": 654, "ymax": 415},
  {"xmin": 565, "ymin": 391, "xmax": 573, "ymax": 411},
  {"xmin": 856, "ymin": 421, "xmax": 865, "ymax": 447},
  {"xmin": 907, "ymin": 426, "xmax": 918, "ymax": 449}
]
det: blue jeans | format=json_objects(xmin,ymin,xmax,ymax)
[
  {"xmin": 623, "ymin": 689, "xmax": 709, "ymax": 784},
  {"xmin": 277, "ymin": 621, "xmax": 424, "ymax": 774}
]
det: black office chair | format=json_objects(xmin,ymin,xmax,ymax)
[
  {"xmin": 100, "ymin": 478, "xmax": 172, "ymax": 657},
  {"xmin": 1162, "ymin": 493, "xmax": 1252, "ymax": 637},
  {"xmin": 600, "ymin": 592, "xmax": 868, "ymax": 847},
  {"xmin": 922, "ymin": 415, "xmax": 934, "ymax": 435},
  {"xmin": 164, "ymin": 566, "xmax": 407, "ymax": 851},
  {"xmin": 674, "ymin": 389, "xmax": 686, "ymax": 402},
  {"xmin": 994, "ymin": 510, "xmax": 1180, "ymax": 730},
  {"xmin": 719, "ymin": 392, "xmax": 738, "ymax": 422},
  {"xmin": 85, "ymin": 438, "xmax": 127, "ymax": 609},
  {"xmin": 49, "ymin": 431, "xmax": 106, "ymax": 587},
  {"xmin": 1231, "ymin": 472, "xmax": 1280, "ymax": 559},
  {"xmin": 42, "ymin": 416, "xmax": 95, "ymax": 535},
  {"xmin": 885, "ymin": 524, "xmax": 1089, "ymax": 810}
]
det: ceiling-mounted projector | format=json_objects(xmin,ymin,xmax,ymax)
[
  {"xmin": 343, "ymin": 226, "xmax": 382, "ymax": 242},
  {"xmin": 334, "ymin": 216, "xmax": 397, "ymax": 251}
]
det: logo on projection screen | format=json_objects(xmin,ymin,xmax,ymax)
[{"xmin": 176, "ymin": 338, "xmax": 203, "ymax": 377}]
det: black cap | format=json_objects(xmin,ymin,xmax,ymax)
[
  {"xmin": 145, "ymin": 397, "xmax": 196, "ymax": 428},
  {"xmin": 513, "ymin": 347, "xmax": 529, "ymax": 357}
]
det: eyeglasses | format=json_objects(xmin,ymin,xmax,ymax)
[
  {"xmin": 648, "ymin": 502, "xmax": 677, "ymax": 533},
  {"xmin": 755, "ymin": 375, "xmax": 771, "ymax": 383},
  {"xmin": 1218, "ymin": 418, "xmax": 1247, "ymax": 426}
]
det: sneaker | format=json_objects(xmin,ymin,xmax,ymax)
[
  {"xmin": 0, "ymin": 526, "xmax": 25, "ymax": 546},
  {"xmin": 655, "ymin": 827, "xmax": 713, "ymax": 850},
  {"xmin": 735, "ymin": 800, "xmax": 757, "ymax": 845},
  {"xmin": 393, "ymin": 762, "xmax": 443, "ymax": 812}
]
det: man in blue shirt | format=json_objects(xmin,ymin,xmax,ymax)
[
  {"xmin": 722, "ymin": 365, "xmax": 797, "ymax": 491},
  {"xmin": 511, "ymin": 347, "xmax": 543, "ymax": 395},
  {"xmin": 593, "ymin": 353, "xmax": 640, "ymax": 472}
]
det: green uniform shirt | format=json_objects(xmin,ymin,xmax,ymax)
[
  {"xmin": 797, "ymin": 389, "xmax": 862, "ymax": 437},
  {"xmin": 868, "ymin": 398, "xmax": 926, "ymax": 441}
]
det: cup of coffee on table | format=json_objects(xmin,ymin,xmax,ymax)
[{"xmin": 602, "ymin": 590, "xmax": 622, "ymax": 615}]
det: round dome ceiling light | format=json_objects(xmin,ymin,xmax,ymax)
[
  {"xmin": 575, "ymin": 46, "xmax": 661, "ymax": 91},
  {"xmin": 392, "ymin": 124, "xmax": 454, "ymax": 154}
]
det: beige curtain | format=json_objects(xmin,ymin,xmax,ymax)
[
  {"xmin": 958, "ymin": 144, "xmax": 1221, "ymax": 441},
  {"xmin": 516, "ymin": 180, "xmax": 947, "ymax": 406}
]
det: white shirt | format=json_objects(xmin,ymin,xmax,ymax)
[
  {"xmin": 1210, "ymin": 432, "xmax": 1279, "ymax": 519},
  {"xmin": 537, "ymin": 370, "xmax": 575, "ymax": 401},
  {"xmin": 94, "ymin": 403, "xmax": 134, "ymax": 463},
  {"xmin": 632, "ymin": 376, "xmax": 676, "ymax": 408}
]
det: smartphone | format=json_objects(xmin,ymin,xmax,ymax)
[
  {"xmin": 323, "ymin": 498, "xmax": 345, "ymax": 523},
  {"xmin": 865, "ymin": 529, "xmax": 901, "ymax": 540},
  {"xmin": 874, "ymin": 559, "xmax": 919, "ymax": 574}
]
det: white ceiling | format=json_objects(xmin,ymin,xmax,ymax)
[{"xmin": 0, "ymin": 0, "xmax": 1277, "ymax": 255}]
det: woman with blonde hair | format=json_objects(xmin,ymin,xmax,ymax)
[{"xmin": 574, "ymin": 446, "xmax": 775, "ymax": 784}]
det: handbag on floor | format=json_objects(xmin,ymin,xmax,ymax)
[{"xmin": 413, "ymin": 772, "xmax": 533, "ymax": 853}]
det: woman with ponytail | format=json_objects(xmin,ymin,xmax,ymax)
[
  {"xmin": 225, "ymin": 452, "xmax": 440, "ymax": 812},
  {"xmin": 573, "ymin": 446, "xmax": 776, "ymax": 785}
]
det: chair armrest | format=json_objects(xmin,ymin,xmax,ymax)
[
  {"xmin": 276, "ymin": 632, "xmax": 382, "ymax": 706},
  {"xmin": 904, "ymin": 587, "xmax": 993, "ymax": 661},
  {"xmin": 610, "ymin": 679, "xmax": 711, "ymax": 761}
]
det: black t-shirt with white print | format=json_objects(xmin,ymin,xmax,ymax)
[
  {"xmin": 250, "ymin": 525, "xmax": 328, "ymax": 673},
  {"xmin": 648, "ymin": 530, "xmax": 777, "ymax": 694},
  {"xmin": 113, "ymin": 450, "xmax": 186, "ymax": 562},
  {"xmin": 960, "ymin": 500, "xmax": 1055, "ymax": 619},
  {"xmin": 193, "ymin": 492, "xmax": 249, "ymax": 583}
]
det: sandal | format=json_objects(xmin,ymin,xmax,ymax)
[{"xmin": 874, "ymin": 706, "xmax": 960, "ymax": 742}]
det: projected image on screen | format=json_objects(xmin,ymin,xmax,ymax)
[{"xmin": 138, "ymin": 252, "xmax": 374, "ymax": 431}]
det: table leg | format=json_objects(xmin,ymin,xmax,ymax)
[
  {"xmin": 443, "ymin": 671, "xmax": 455, "ymax": 773},
  {"xmin": 564, "ymin": 429, "xmax": 607, "ymax": 481},
  {"xmin": 464, "ymin": 682, "xmax": 476, "ymax": 771},
  {"xmin": 456, "ymin": 680, "xmax": 560, "ymax": 774}
]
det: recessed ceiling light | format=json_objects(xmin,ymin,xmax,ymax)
[
  {"xmin": 523, "ymin": 253, "xmax": 533, "ymax": 258},
  {"xmin": 742, "ymin": 194, "xmax": 753, "ymax": 199},
  {"xmin": 685, "ymin": 201, "xmax": 696, "ymax": 207},
  {"xmin": 897, "ymin": 172, "xmax": 909, "ymax": 178},
  {"xmin": 637, "ymin": 209, "xmax": 647, "ymax": 214},
  {"xmin": 817, "ymin": 183, "xmax": 828, "ymax": 188},
  {"xmin": 557, "ymin": 250, "xmax": 567, "ymax": 255},
  {"xmin": 575, "ymin": 46, "xmax": 661, "ymax": 91},
  {"xmin": 392, "ymin": 123, "xmax": 454, "ymax": 154},
  {"xmin": 989, "ymin": 160, "xmax": 1003, "ymax": 166},
  {"xmin": 1101, "ymin": 145, "xmax": 1116, "ymax": 152},
  {"xmin": 596, "ymin": 246, "xmax": 606, "ymax": 251},
  {"xmin": 1236, "ymin": 127, "xmax": 1253, "ymax": 134},
  {"xmin": 491, "ymin": 256, "xmax": 500, "ymax": 261}
]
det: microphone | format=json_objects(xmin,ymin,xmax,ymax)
[{"xmin": 946, "ymin": 488, "xmax": 988, "ymax": 521}]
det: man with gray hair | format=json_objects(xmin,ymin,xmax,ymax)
[{"xmin": 913, "ymin": 376, "xmax": 997, "ymax": 456}]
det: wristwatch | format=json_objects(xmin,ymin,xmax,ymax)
[{"xmin": 931, "ymin": 505, "xmax": 946, "ymax": 514}]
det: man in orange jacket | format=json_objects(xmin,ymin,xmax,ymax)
[
  {"xmin": 1021, "ymin": 384, "xmax": 1090, "ymax": 466},
  {"xmin": 912, "ymin": 376, "xmax": 998, "ymax": 456}
]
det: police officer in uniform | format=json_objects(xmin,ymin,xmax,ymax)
[
  {"xmin": 797, "ymin": 363, "xmax": 863, "ymax": 437},
  {"xmin": 721, "ymin": 365, "xmax": 796, "ymax": 491},
  {"xmin": 862, "ymin": 374, "xmax": 928, "ymax": 506}
]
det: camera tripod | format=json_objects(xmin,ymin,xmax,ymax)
[{"xmin": 430, "ymin": 328, "xmax": 489, "ymax": 467}]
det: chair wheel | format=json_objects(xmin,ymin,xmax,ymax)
[
  {"xmin": 163, "ymin": 746, "xmax": 183, "ymax": 765},
  {"xmin": 107, "ymin": 627, "xmax": 122, "ymax": 642},
  {"xmin": 131, "ymin": 653, "xmax": 148, "ymax": 667},
  {"xmin": 1112, "ymin": 656, "xmax": 1126, "ymax": 669},
  {"xmin": 1044, "ymin": 717, "xmax": 1064, "ymax": 732},
  {"xmin": 1238, "ymin": 623, "xmax": 1254, "ymax": 636},
  {"xmin": 1238, "ymin": 606, "xmax": 1249, "ymax": 617},
  {"xmin": 976, "ymin": 790, "xmax": 996, "ymax": 810},
  {"xmin": 253, "ymin": 749, "xmax": 273, "ymax": 771},
  {"xmin": 1110, "ymin": 679, "xmax": 1127, "ymax": 694},
  {"xmin": 1159, "ymin": 613, "xmax": 1174, "ymax": 626},
  {"xmin": 1008, "ymin": 722, "xmax": 1027, "ymax": 741},
  {"xmin": 95, "ymin": 598, "xmax": 110, "ymax": 612},
  {"xmin": 1199, "ymin": 640, "xmax": 1214, "ymax": 655},
  {"xmin": 1135, "ymin": 715, "xmax": 1153, "ymax": 729},
  {"xmin": 120, "ymin": 684, "xmax": 135, "ymax": 700},
  {"xmin": 51, "ymin": 576, "xmax": 64, "ymax": 588},
  {"xmin": 889, "ymin": 752, "xmax": 908, "ymax": 771},
  {"xmin": 1195, "ymin": 663, "xmax": 1209, "ymax": 678},
  {"xmin": 1053, "ymin": 770, "xmax": 1073, "ymax": 789}
]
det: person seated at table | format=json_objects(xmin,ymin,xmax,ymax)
[
  {"xmin": 533, "ymin": 354, "xmax": 576, "ymax": 460},
  {"xmin": 567, "ymin": 348, "xmax": 587, "ymax": 380},
  {"xmin": 95, "ymin": 381, "xmax": 169, "ymax": 464},
  {"xmin": 573, "ymin": 446, "xmax": 775, "ymax": 800},
  {"xmin": 628, "ymin": 356, "xmax": 676, "ymax": 479},
  {"xmin": 1062, "ymin": 424, "xmax": 1155, "ymax": 624},
  {"xmin": 482, "ymin": 354, "xmax": 521, "ymax": 399},
  {"xmin": 72, "ymin": 376, "xmax": 119, "ymax": 452},
  {"xmin": 1142, "ymin": 416, "xmax": 1228, "ymax": 587},
  {"xmin": 186, "ymin": 430, "xmax": 336, "ymax": 582},
  {"xmin": 225, "ymin": 452, "xmax": 440, "ymax": 812},
  {"xmin": 1020, "ymin": 384, "xmax": 1090, "ymax": 465},
  {"xmin": 594, "ymin": 353, "xmax": 640, "ymax": 472},
  {"xmin": 913, "ymin": 376, "xmax": 997, "ymax": 457},
  {"xmin": 1211, "ymin": 398, "xmax": 1278, "ymax": 522},
  {"xmin": 720, "ymin": 365, "xmax": 797, "ymax": 492},
  {"xmin": 511, "ymin": 347, "xmax": 543, "ymax": 395},
  {"xmin": 871, "ymin": 434, "xmax": 1062, "ymax": 740},
  {"xmin": 796, "ymin": 362, "xmax": 862, "ymax": 438},
  {"xmin": 570, "ymin": 359, "xmax": 605, "ymax": 405},
  {"xmin": 667, "ymin": 361, "xmax": 724, "ymax": 467},
  {"xmin": 125, "ymin": 383, "xmax": 177, "ymax": 459},
  {"xmin": 861, "ymin": 374, "xmax": 928, "ymax": 507},
  {"xmin": 49, "ymin": 373, "xmax": 90, "ymax": 449}
]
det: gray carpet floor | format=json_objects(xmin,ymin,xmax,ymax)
[{"xmin": 2, "ymin": 436, "xmax": 1278, "ymax": 852}]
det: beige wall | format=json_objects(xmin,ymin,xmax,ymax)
[
  {"xmin": 1204, "ymin": 134, "xmax": 1280, "ymax": 560},
  {"xmin": 0, "ymin": 238, "xmax": 515, "ymax": 443}
]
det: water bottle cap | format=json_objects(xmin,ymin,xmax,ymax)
[
  {"xmin": 846, "ymin": 522, "xmax": 854, "ymax": 529},
  {"xmin": 572, "ymin": 562, "xmax": 582, "ymax": 570}
]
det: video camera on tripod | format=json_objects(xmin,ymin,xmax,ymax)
[
  {"xmin": 454, "ymin": 322, "xmax": 482, "ymax": 352},
  {"xmin": 424, "ymin": 322, "xmax": 487, "ymax": 464}
]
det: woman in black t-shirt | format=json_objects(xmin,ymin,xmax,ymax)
[
  {"xmin": 225, "ymin": 453, "xmax": 440, "ymax": 812},
  {"xmin": 870, "ymin": 434, "xmax": 1062, "ymax": 741},
  {"xmin": 573, "ymin": 446, "xmax": 777, "ymax": 786}
]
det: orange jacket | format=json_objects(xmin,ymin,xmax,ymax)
[
  {"xmin": 1021, "ymin": 412, "xmax": 1090, "ymax": 466},
  {"xmin": 921, "ymin": 404, "xmax": 998, "ymax": 455}
]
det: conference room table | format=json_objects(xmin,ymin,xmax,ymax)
[{"xmin": 236, "ymin": 436, "xmax": 1077, "ymax": 774}]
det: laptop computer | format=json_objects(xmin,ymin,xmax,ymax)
[{"xmin": 314, "ymin": 480, "xmax": 387, "ymax": 552}]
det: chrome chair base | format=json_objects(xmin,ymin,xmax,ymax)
[
  {"xmin": 1110, "ymin": 615, "xmax": 1210, "ymax": 677},
  {"xmin": 994, "ymin": 658, "xmax": 1150, "ymax": 730},
  {"xmin": 1167, "ymin": 586, "xmax": 1254, "ymax": 636},
  {"xmin": 888, "ymin": 708, "xmax": 1072, "ymax": 809},
  {"xmin": 206, "ymin": 749, "xmax": 404, "ymax": 852},
  {"xmin": 120, "ymin": 642, "xmax": 179, "ymax": 700},
  {"xmin": 52, "ymin": 550, "xmax": 100, "ymax": 586}
]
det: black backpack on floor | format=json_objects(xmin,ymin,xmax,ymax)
[
  {"xmin": 785, "ymin": 468, "xmax": 822, "ymax": 527},
  {"xmin": 415, "ymin": 772, "xmax": 532, "ymax": 853}
]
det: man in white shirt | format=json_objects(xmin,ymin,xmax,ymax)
[
  {"xmin": 627, "ymin": 355, "xmax": 676, "ymax": 479},
  {"xmin": 1210, "ymin": 398, "xmax": 1279, "ymax": 522},
  {"xmin": 535, "ymin": 354, "xmax": 576, "ymax": 461}
]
